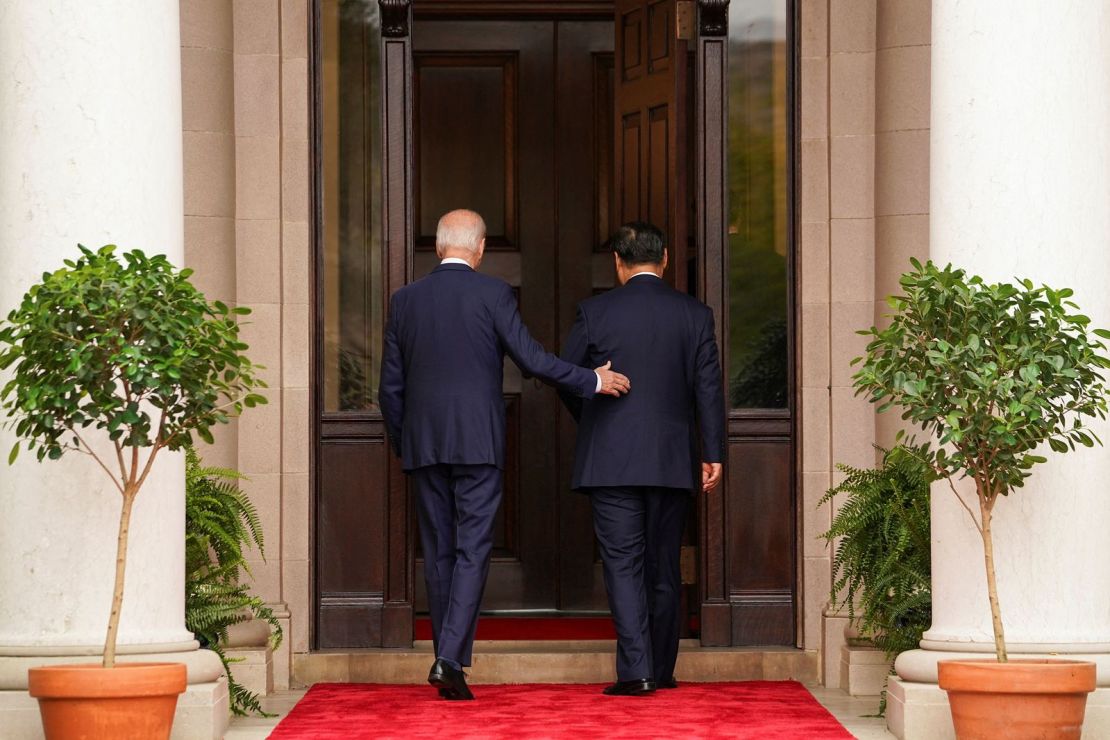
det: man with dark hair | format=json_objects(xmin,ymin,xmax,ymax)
[
  {"xmin": 609, "ymin": 221, "xmax": 666, "ymax": 265},
  {"xmin": 379, "ymin": 209, "xmax": 631, "ymax": 700},
  {"xmin": 559, "ymin": 220, "xmax": 726, "ymax": 696}
]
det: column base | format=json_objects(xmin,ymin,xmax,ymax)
[
  {"xmin": 885, "ymin": 676, "xmax": 954, "ymax": 740},
  {"xmin": 821, "ymin": 603, "xmax": 850, "ymax": 688},
  {"xmin": 840, "ymin": 644, "xmax": 889, "ymax": 697},
  {"xmin": 225, "ymin": 617, "xmax": 277, "ymax": 698},
  {"xmin": 267, "ymin": 602, "xmax": 293, "ymax": 691},
  {"xmin": 174, "ymin": 678, "xmax": 231, "ymax": 740}
]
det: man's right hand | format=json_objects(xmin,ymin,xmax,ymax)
[
  {"xmin": 702, "ymin": 462, "xmax": 723, "ymax": 492},
  {"xmin": 595, "ymin": 360, "xmax": 631, "ymax": 397}
]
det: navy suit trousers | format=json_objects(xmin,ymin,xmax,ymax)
[
  {"xmin": 589, "ymin": 486, "xmax": 689, "ymax": 682},
  {"xmin": 412, "ymin": 463, "xmax": 502, "ymax": 668}
]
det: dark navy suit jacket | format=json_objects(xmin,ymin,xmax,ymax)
[
  {"xmin": 379, "ymin": 263, "xmax": 598, "ymax": 471},
  {"xmin": 559, "ymin": 275, "xmax": 726, "ymax": 491}
]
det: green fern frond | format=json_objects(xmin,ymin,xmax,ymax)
[
  {"xmin": 185, "ymin": 444, "xmax": 283, "ymax": 718},
  {"xmin": 820, "ymin": 444, "xmax": 933, "ymax": 716}
]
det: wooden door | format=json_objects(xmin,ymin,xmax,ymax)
[
  {"xmin": 613, "ymin": 0, "xmax": 689, "ymax": 291},
  {"xmin": 555, "ymin": 21, "xmax": 618, "ymax": 612},
  {"xmin": 411, "ymin": 19, "xmax": 614, "ymax": 614}
]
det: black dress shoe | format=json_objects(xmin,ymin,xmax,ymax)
[
  {"xmin": 603, "ymin": 678, "xmax": 656, "ymax": 696},
  {"xmin": 657, "ymin": 678, "xmax": 678, "ymax": 689},
  {"xmin": 428, "ymin": 658, "xmax": 475, "ymax": 700}
]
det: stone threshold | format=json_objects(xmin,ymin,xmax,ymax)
[{"xmin": 295, "ymin": 641, "xmax": 818, "ymax": 686}]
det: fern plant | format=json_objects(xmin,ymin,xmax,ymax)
[
  {"xmin": 820, "ymin": 445, "xmax": 933, "ymax": 714},
  {"xmin": 185, "ymin": 445, "xmax": 282, "ymax": 717}
]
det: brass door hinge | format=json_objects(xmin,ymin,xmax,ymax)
[{"xmin": 676, "ymin": 1, "xmax": 695, "ymax": 41}]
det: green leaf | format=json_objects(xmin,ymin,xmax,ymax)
[
  {"xmin": 8, "ymin": 443, "xmax": 18, "ymax": 465},
  {"xmin": 850, "ymin": 258, "xmax": 1109, "ymax": 517},
  {"xmin": 0, "ymin": 244, "xmax": 267, "ymax": 489}
]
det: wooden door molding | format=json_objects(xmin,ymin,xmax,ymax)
[
  {"xmin": 413, "ymin": 1, "xmax": 614, "ymax": 19},
  {"xmin": 379, "ymin": 0, "xmax": 417, "ymax": 648},
  {"xmin": 693, "ymin": 4, "xmax": 729, "ymax": 646},
  {"xmin": 412, "ymin": 52, "xmax": 520, "ymax": 250}
]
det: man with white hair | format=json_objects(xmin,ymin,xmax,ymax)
[{"xmin": 379, "ymin": 209, "xmax": 631, "ymax": 700}]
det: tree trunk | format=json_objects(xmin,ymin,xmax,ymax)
[
  {"xmin": 979, "ymin": 495, "xmax": 1007, "ymax": 662},
  {"xmin": 103, "ymin": 489, "xmax": 136, "ymax": 668}
]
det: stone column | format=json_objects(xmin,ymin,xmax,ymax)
[
  {"xmin": 887, "ymin": 2, "xmax": 1110, "ymax": 738},
  {"xmin": 0, "ymin": 2, "xmax": 227, "ymax": 737}
]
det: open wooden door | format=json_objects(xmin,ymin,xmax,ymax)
[{"xmin": 613, "ymin": 0, "xmax": 691, "ymax": 291}]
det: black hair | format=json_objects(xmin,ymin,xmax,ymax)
[{"xmin": 610, "ymin": 221, "xmax": 665, "ymax": 265}]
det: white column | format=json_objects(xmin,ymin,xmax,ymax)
[
  {"xmin": 888, "ymin": 3, "xmax": 1110, "ymax": 738},
  {"xmin": 0, "ymin": 3, "xmax": 226, "ymax": 737}
]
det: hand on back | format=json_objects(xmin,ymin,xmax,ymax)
[{"xmin": 595, "ymin": 360, "xmax": 631, "ymax": 397}]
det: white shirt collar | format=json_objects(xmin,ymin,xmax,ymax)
[
  {"xmin": 440, "ymin": 257, "xmax": 471, "ymax": 267},
  {"xmin": 628, "ymin": 270, "xmax": 662, "ymax": 280}
]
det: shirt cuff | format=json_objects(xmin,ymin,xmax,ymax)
[{"xmin": 594, "ymin": 371, "xmax": 603, "ymax": 394}]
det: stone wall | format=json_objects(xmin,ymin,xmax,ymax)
[
  {"xmin": 798, "ymin": 0, "xmax": 932, "ymax": 685},
  {"xmin": 180, "ymin": 0, "xmax": 313, "ymax": 688}
]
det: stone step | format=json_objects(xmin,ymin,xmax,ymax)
[{"xmin": 294, "ymin": 641, "xmax": 818, "ymax": 686}]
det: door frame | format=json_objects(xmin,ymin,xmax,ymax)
[
  {"xmin": 309, "ymin": 0, "xmax": 801, "ymax": 650},
  {"xmin": 692, "ymin": 0, "xmax": 800, "ymax": 647}
]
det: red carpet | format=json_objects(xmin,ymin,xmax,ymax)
[
  {"xmin": 414, "ymin": 617, "xmax": 617, "ymax": 640},
  {"xmin": 269, "ymin": 682, "xmax": 853, "ymax": 739}
]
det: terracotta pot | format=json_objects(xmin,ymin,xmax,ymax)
[
  {"xmin": 28, "ymin": 662, "xmax": 187, "ymax": 740},
  {"xmin": 938, "ymin": 659, "xmax": 1096, "ymax": 740}
]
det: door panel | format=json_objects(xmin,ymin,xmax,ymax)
[
  {"xmin": 414, "ymin": 53, "xmax": 518, "ymax": 248},
  {"xmin": 614, "ymin": 0, "xmax": 687, "ymax": 291},
  {"xmin": 727, "ymin": 435, "xmax": 793, "ymax": 645},
  {"xmin": 412, "ymin": 20, "xmax": 557, "ymax": 611},
  {"xmin": 620, "ymin": 114, "xmax": 642, "ymax": 220},
  {"xmin": 411, "ymin": 19, "xmax": 616, "ymax": 614},
  {"xmin": 555, "ymin": 21, "xmax": 617, "ymax": 611}
]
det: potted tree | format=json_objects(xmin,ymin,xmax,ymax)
[
  {"xmin": 0, "ymin": 245, "xmax": 266, "ymax": 739},
  {"xmin": 852, "ymin": 259, "xmax": 1105, "ymax": 739}
]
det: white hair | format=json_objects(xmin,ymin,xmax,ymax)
[{"xmin": 436, "ymin": 210, "xmax": 486, "ymax": 256}]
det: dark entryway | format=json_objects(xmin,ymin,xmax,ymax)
[
  {"xmin": 409, "ymin": 1, "xmax": 703, "ymax": 616},
  {"xmin": 313, "ymin": 0, "xmax": 798, "ymax": 651},
  {"xmin": 410, "ymin": 17, "xmax": 619, "ymax": 613}
]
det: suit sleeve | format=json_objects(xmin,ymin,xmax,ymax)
[
  {"xmin": 378, "ymin": 294, "xmax": 405, "ymax": 457},
  {"xmin": 557, "ymin": 306, "xmax": 591, "ymax": 422},
  {"xmin": 494, "ymin": 285, "xmax": 597, "ymax": 398},
  {"xmin": 695, "ymin": 308, "xmax": 727, "ymax": 463}
]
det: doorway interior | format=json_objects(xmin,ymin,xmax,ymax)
[{"xmin": 410, "ymin": 9, "xmax": 699, "ymax": 635}]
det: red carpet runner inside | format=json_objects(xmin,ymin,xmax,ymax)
[
  {"xmin": 414, "ymin": 616, "xmax": 617, "ymax": 640},
  {"xmin": 269, "ymin": 681, "xmax": 853, "ymax": 739}
]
